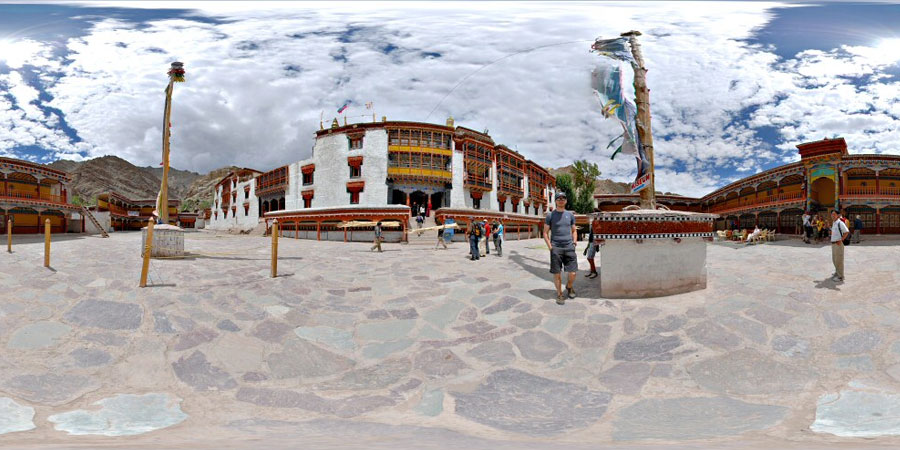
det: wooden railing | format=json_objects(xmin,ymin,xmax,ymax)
[
  {"xmin": 881, "ymin": 187, "xmax": 900, "ymax": 196},
  {"xmin": 845, "ymin": 187, "xmax": 876, "ymax": 196},
  {"xmin": 708, "ymin": 191, "xmax": 804, "ymax": 214},
  {"xmin": 1, "ymin": 191, "xmax": 65, "ymax": 204},
  {"xmin": 841, "ymin": 187, "xmax": 900, "ymax": 197}
]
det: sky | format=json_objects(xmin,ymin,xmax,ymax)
[{"xmin": 1, "ymin": 1, "xmax": 899, "ymax": 197}]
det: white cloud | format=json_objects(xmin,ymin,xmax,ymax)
[{"xmin": 2, "ymin": 1, "xmax": 898, "ymax": 198}]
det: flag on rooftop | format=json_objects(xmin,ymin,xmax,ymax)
[
  {"xmin": 590, "ymin": 37, "xmax": 636, "ymax": 65},
  {"xmin": 337, "ymin": 103, "xmax": 349, "ymax": 113}
]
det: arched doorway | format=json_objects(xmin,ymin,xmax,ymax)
[{"xmin": 810, "ymin": 177, "xmax": 835, "ymax": 211}]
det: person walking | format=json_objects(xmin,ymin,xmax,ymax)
[
  {"xmin": 802, "ymin": 211, "xmax": 812, "ymax": 244},
  {"xmin": 584, "ymin": 218, "xmax": 599, "ymax": 278},
  {"xmin": 436, "ymin": 227, "xmax": 448, "ymax": 249},
  {"xmin": 467, "ymin": 220, "xmax": 481, "ymax": 260},
  {"xmin": 543, "ymin": 192, "xmax": 578, "ymax": 305},
  {"xmin": 484, "ymin": 220, "xmax": 491, "ymax": 255},
  {"xmin": 853, "ymin": 215, "xmax": 863, "ymax": 244},
  {"xmin": 371, "ymin": 221, "xmax": 383, "ymax": 252},
  {"xmin": 830, "ymin": 209, "xmax": 850, "ymax": 282},
  {"xmin": 492, "ymin": 219, "xmax": 504, "ymax": 257}
]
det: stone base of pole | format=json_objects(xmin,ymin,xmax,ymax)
[
  {"xmin": 142, "ymin": 224, "xmax": 185, "ymax": 257},
  {"xmin": 592, "ymin": 210, "xmax": 716, "ymax": 298}
]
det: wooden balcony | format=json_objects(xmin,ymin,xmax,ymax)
[
  {"xmin": 841, "ymin": 187, "xmax": 900, "ymax": 197},
  {"xmin": 708, "ymin": 192, "xmax": 805, "ymax": 214},
  {"xmin": 1, "ymin": 191, "xmax": 66, "ymax": 205}
]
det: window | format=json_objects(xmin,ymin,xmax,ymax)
[
  {"xmin": 473, "ymin": 196, "xmax": 481, "ymax": 210},
  {"xmin": 243, "ymin": 204, "xmax": 249, "ymax": 215},
  {"xmin": 499, "ymin": 201, "xmax": 505, "ymax": 212},
  {"xmin": 350, "ymin": 166, "xmax": 361, "ymax": 178},
  {"xmin": 512, "ymin": 202, "xmax": 518, "ymax": 213},
  {"xmin": 244, "ymin": 189, "xmax": 249, "ymax": 199},
  {"xmin": 350, "ymin": 137, "xmax": 363, "ymax": 149},
  {"xmin": 303, "ymin": 197, "xmax": 312, "ymax": 208},
  {"xmin": 303, "ymin": 172, "xmax": 314, "ymax": 185},
  {"xmin": 350, "ymin": 191, "xmax": 360, "ymax": 204}
]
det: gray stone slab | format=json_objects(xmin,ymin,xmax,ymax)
[
  {"xmin": 772, "ymin": 335, "xmax": 810, "ymax": 358},
  {"xmin": 812, "ymin": 383, "xmax": 900, "ymax": 437},
  {"xmin": 83, "ymin": 333, "xmax": 127, "ymax": 347},
  {"xmin": 466, "ymin": 341, "xmax": 516, "ymax": 365},
  {"xmin": 268, "ymin": 338, "xmax": 356, "ymax": 379},
  {"xmin": 0, "ymin": 397, "xmax": 35, "ymax": 435},
  {"xmin": 598, "ymin": 362, "xmax": 652, "ymax": 395},
  {"xmin": 216, "ymin": 319, "xmax": 240, "ymax": 332},
  {"xmin": 48, "ymin": 393, "xmax": 188, "ymax": 436},
  {"xmin": 415, "ymin": 389, "xmax": 444, "ymax": 417},
  {"xmin": 715, "ymin": 314, "xmax": 768, "ymax": 344},
  {"xmin": 746, "ymin": 305, "xmax": 793, "ymax": 327},
  {"xmin": 172, "ymin": 327, "xmax": 218, "ymax": 351},
  {"xmin": 172, "ymin": 351, "xmax": 237, "ymax": 391},
  {"xmin": 458, "ymin": 307, "xmax": 478, "ymax": 322},
  {"xmin": 835, "ymin": 356, "xmax": 874, "ymax": 371},
  {"xmin": 686, "ymin": 321, "xmax": 742, "ymax": 350},
  {"xmin": 356, "ymin": 319, "xmax": 416, "ymax": 341},
  {"xmin": 70, "ymin": 348, "xmax": 112, "ymax": 367},
  {"xmin": 153, "ymin": 312, "xmax": 175, "ymax": 334},
  {"xmin": 513, "ymin": 331, "xmax": 567, "ymax": 362},
  {"xmin": 590, "ymin": 313, "xmax": 618, "ymax": 323},
  {"xmin": 414, "ymin": 349, "xmax": 468, "ymax": 378},
  {"xmin": 422, "ymin": 301, "xmax": 465, "ymax": 329},
  {"xmin": 453, "ymin": 321, "xmax": 496, "ymax": 335},
  {"xmin": 511, "ymin": 312, "xmax": 543, "ymax": 329},
  {"xmin": 251, "ymin": 320, "xmax": 293, "ymax": 343},
  {"xmin": 613, "ymin": 397, "xmax": 788, "ymax": 440},
  {"xmin": 235, "ymin": 387, "xmax": 395, "ymax": 418},
  {"xmin": 295, "ymin": 326, "xmax": 356, "ymax": 351},
  {"xmin": 8, "ymin": 321, "xmax": 71, "ymax": 349},
  {"xmin": 542, "ymin": 316, "xmax": 570, "ymax": 334},
  {"xmin": 3, "ymin": 373, "xmax": 99, "ymax": 406},
  {"xmin": 613, "ymin": 334, "xmax": 681, "ymax": 362},
  {"xmin": 361, "ymin": 339, "xmax": 414, "ymax": 359},
  {"xmin": 647, "ymin": 315, "xmax": 686, "ymax": 333},
  {"xmin": 63, "ymin": 300, "xmax": 142, "ymax": 330},
  {"xmin": 831, "ymin": 330, "xmax": 881, "ymax": 355},
  {"xmin": 453, "ymin": 368, "xmax": 611, "ymax": 436},
  {"xmin": 482, "ymin": 297, "xmax": 520, "ymax": 315},
  {"xmin": 318, "ymin": 359, "xmax": 411, "ymax": 390},
  {"xmin": 688, "ymin": 349, "xmax": 814, "ymax": 395},
  {"xmin": 389, "ymin": 308, "xmax": 419, "ymax": 319},
  {"xmin": 567, "ymin": 323, "xmax": 611, "ymax": 349},
  {"xmin": 822, "ymin": 311, "xmax": 849, "ymax": 329}
]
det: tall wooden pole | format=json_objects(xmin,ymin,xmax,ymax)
[
  {"xmin": 6, "ymin": 218, "xmax": 11, "ymax": 253},
  {"xmin": 158, "ymin": 62, "xmax": 184, "ymax": 225},
  {"xmin": 43, "ymin": 218, "xmax": 51, "ymax": 267},
  {"xmin": 622, "ymin": 31, "xmax": 657, "ymax": 210},
  {"xmin": 140, "ymin": 219, "xmax": 155, "ymax": 287},
  {"xmin": 271, "ymin": 219, "xmax": 279, "ymax": 278}
]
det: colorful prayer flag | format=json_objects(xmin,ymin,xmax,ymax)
[
  {"xmin": 337, "ymin": 103, "xmax": 349, "ymax": 113},
  {"xmin": 590, "ymin": 37, "xmax": 636, "ymax": 65}
]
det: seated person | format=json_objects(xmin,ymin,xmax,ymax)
[{"xmin": 746, "ymin": 225, "xmax": 761, "ymax": 244}]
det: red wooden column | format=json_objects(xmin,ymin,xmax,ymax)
[
  {"xmin": 876, "ymin": 171, "xmax": 881, "ymax": 196},
  {"xmin": 294, "ymin": 221, "xmax": 299, "ymax": 239},
  {"xmin": 316, "ymin": 221, "xmax": 321, "ymax": 241},
  {"xmin": 876, "ymin": 208, "xmax": 881, "ymax": 234},
  {"xmin": 344, "ymin": 223, "xmax": 348, "ymax": 242}
]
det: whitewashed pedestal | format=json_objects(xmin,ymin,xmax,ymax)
[
  {"xmin": 142, "ymin": 224, "xmax": 185, "ymax": 257},
  {"xmin": 593, "ymin": 210, "xmax": 716, "ymax": 298}
]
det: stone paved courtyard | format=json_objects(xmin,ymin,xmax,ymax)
[{"xmin": 2, "ymin": 230, "xmax": 900, "ymax": 448}]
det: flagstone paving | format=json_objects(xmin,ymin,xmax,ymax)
[{"xmin": 1, "ymin": 231, "xmax": 900, "ymax": 448}]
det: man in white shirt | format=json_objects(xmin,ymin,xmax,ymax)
[
  {"xmin": 802, "ymin": 212, "xmax": 812, "ymax": 244},
  {"xmin": 746, "ymin": 225, "xmax": 761, "ymax": 244},
  {"xmin": 830, "ymin": 210, "xmax": 850, "ymax": 282}
]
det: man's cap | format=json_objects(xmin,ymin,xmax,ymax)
[{"xmin": 555, "ymin": 192, "xmax": 567, "ymax": 199}]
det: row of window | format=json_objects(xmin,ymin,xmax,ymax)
[{"xmin": 388, "ymin": 129, "xmax": 452, "ymax": 149}]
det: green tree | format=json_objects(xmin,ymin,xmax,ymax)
[
  {"xmin": 555, "ymin": 174, "xmax": 576, "ymax": 210},
  {"xmin": 570, "ymin": 160, "xmax": 602, "ymax": 214}
]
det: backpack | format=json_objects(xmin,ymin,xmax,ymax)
[
  {"xmin": 840, "ymin": 218, "xmax": 850, "ymax": 245},
  {"xmin": 474, "ymin": 224, "xmax": 482, "ymax": 237}
]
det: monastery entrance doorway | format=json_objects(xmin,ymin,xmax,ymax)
[
  {"xmin": 810, "ymin": 177, "xmax": 836, "ymax": 211},
  {"xmin": 409, "ymin": 191, "xmax": 427, "ymax": 216}
]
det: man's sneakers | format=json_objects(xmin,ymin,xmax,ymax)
[
  {"xmin": 832, "ymin": 275, "xmax": 844, "ymax": 282},
  {"xmin": 567, "ymin": 286, "xmax": 576, "ymax": 299},
  {"xmin": 556, "ymin": 293, "xmax": 566, "ymax": 305}
]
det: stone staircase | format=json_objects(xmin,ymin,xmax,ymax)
[
  {"xmin": 405, "ymin": 214, "xmax": 437, "ymax": 246},
  {"xmin": 81, "ymin": 206, "xmax": 109, "ymax": 238}
]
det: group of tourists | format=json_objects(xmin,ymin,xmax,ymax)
[
  {"xmin": 802, "ymin": 211, "xmax": 863, "ymax": 245},
  {"xmin": 465, "ymin": 217, "xmax": 505, "ymax": 260}
]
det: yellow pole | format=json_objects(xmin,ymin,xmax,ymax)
[
  {"xmin": 159, "ymin": 80, "xmax": 174, "ymax": 225},
  {"xmin": 43, "ymin": 218, "xmax": 50, "ymax": 267},
  {"xmin": 622, "ymin": 30, "xmax": 657, "ymax": 210},
  {"xmin": 6, "ymin": 219, "xmax": 10, "ymax": 253},
  {"xmin": 271, "ymin": 219, "xmax": 278, "ymax": 278},
  {"xmin": 140, "ymin": 219, "xmax": 155, "ymax": 287}
]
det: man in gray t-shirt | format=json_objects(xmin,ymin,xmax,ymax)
[{"xmin": 543, "ymin": 192, "xmax": 578, "ymax": 305}]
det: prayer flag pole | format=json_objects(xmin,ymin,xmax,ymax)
[
  {"xmin": 621, "ymin": 31, "xmax": 656, "ymax": 210},
  {"xmin": 157, "ymin": 62, "xmax": 185, "ymax": 224}
]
